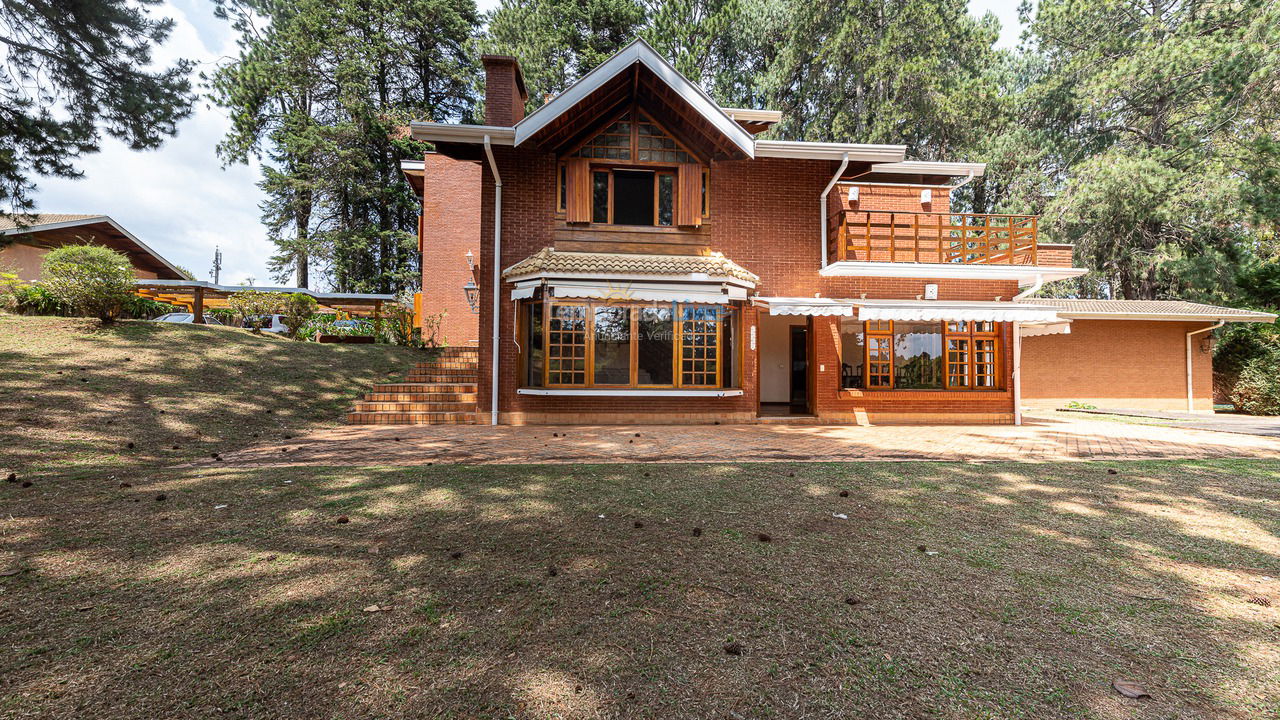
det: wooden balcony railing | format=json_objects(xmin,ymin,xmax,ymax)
[{"xmin": 830, "ymin": 211, "xmax": 1038, "ymax": 265}]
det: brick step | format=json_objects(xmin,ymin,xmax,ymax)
[
  {"xmin": 405, "ymin": 374, "xmax": 478, "ymax": 383},
  {"xmin": 353, "ymin": 400, "xmax": 476, "ymax": 412},
  {"xmin": 346, "ymin": 411, "xmax": 476, "ymax": 425},
  {"xmin": 364, "ymin": 392, "xmax": 478, "ymax": 403},
  {"xmin": 429, "ymin": 351, "xmax": 478, "ymax": 359},
  {"xmin": 372, "ymin": 382, "xmax": 477, "ymax": 394},
  {"xmin": 413, "ymin": 362, "xmax": 478, "ymax": 371}
]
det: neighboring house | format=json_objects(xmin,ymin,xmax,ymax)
[
  {"xmin": 0, "ymin": 214, "xmax": 186, "ymax": 282},
  {"xmin": 401, "ymin": 39, "xmax": 1273, "ymax": 426}
]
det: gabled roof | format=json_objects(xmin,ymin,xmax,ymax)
[
  {"xmin": 513, "ymin": 38, "xmax": 757, "ymax": 159},
  {"xmin": 0, "ymin": 214, "xmax": 185, "ymax": 280},
  {"xmin": 1020, "ymin": 298, "xmax": 1276, "ymax": 323}
]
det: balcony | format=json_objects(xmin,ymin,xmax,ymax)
[{"xmin": 830, "ymin": 210, "xmax": 1039, "ymax": 266}]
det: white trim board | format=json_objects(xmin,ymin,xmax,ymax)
[
  {"xmin": 820, "ymin": 261, "xmax": 1088, "ymax": 287},
  {"xmin": 517, "ymin": 388, "xmax": 744, "ymax": 398}
]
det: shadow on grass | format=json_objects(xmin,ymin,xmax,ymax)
[
  {"xmin": 0, "ymin": 315, "xmax": 425, "ymax": 479},
  {"xmin": 1, "ymin": 458, "xmax": 1277, "ymax": 718}
]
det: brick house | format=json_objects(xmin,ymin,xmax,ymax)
[
  {"xmin": 389, "ymin": 39, "xmax": 1273, "ymax": 426},
  {"xmin": 0, "ymin": 214, "xmax": 185, "ymax": 282}
]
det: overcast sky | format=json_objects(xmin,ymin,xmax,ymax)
[{"xmin": 30, "ymin": 0, "xmax": 1026, "ymax": 289}]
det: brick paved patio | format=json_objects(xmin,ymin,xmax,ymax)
[{"xmin": 211, "ymin": 412, "xmax": 1280, "ymax": 467}]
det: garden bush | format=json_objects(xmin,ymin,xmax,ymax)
[
  {"xmin": 1230, "ymin": 349, "xmax": 1280, "ymax": 415},
  {"xmin": 40, "ymin": 245, "xmax": 135, "ymax": 323},
  {"xmin": 227, "ymin": 289, "xmax": 282, "ymax": 334},
  {"xmin": 281, "ymin": 293, "xmax": 317, "ymax": 338}
]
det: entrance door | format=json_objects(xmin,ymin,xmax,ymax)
[{"xmin": 789, "ymin": 325, "xmax": 809, "ymax": 414}]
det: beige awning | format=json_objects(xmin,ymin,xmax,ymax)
[
  {"xmin": 852, "ymin": 299, "xmax": 1062, "ymax": 324},
  {"xmin": 753, "ymin": 297, "xmax": 854, "ymax": 316}
]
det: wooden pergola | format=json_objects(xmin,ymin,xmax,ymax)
[{"xmin": 134, "ymin": 280, "xmax": 399, "ymax": 323}]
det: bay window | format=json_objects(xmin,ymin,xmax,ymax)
[
  {"xmin": 840, "ymin": 319, "xmax": 1003, "ymax": 390},
  {"xmin": 520, "ymin": 300, "xmax": 740, "ymax": 389}
]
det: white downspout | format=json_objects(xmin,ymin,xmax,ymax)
[
  {"xmin": 1010, "ymin": 274, "xmax": 1043, "ymax": 426},
  {"xmin": 820, "ymin": 152, "xmax": 850, "ymax": 268},
  {"xmin": 483, "ymin": 136, "xmax": 503, "ymax": 426},
  {"xmin": 1186, "ymin": 321, "xmax": 1224, "ymax": 413}
]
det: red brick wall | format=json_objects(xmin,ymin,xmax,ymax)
[
  {"xmin": 1036, "ymin": 244, "xmax": 1075, "ymax": 269},
  {"xmin": 1021, "ymin": 319, "xmax": 1216, "ymax": 412},
  {"xmin": 482, "ymin": 55, "xmax": 525, "ymax": 126},
  {"xmin": 474, "ymin": 147, "xmax": 1023, "ymax": 423},
  {"xmin": 421, "ymin": 152, "xmax": 481, "ymax": 345}
]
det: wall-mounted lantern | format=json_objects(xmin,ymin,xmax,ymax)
[
  {"xmin": 463, "ymin": 280, "xmax": 479, "ymax": 313},
  {"xmin": 465, "ymin": 250, "xmax": 475, "ymax": 271}
]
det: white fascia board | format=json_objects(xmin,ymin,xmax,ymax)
[
  {"xmin": 5, "ymin": 215, "xmax": 185, "ymax": 280},
  {"xmin": 409, "ymin": 122, "xmax": 516, "ymax": 145},
  {"xmin": 754, "ymin": 140, "xmax": 907, "ymax": 163},
  {"xmin": 517, "ymin": 388, "xmax": 744, "ymax": 397},
  {"xmin": 501, "ymin": 271, "xmax": 757, "ymax": 289},
  {"xmin": 820, "ymin": 261, "xmax": 1087, "ymax": 287},
  {"xmin": 399, "ymin": 160, "xmax": 425, "ymax": 171},
  {"xmin": 870, "ymin": 161, "xmax": 986, "ymax": 177},
  {"xmin": 723, "ymin": 108, "xmax": 783, "ymax": 124},
  {"xmin": 512, "ymin": 38, "xmax": 756, "ymax": 158},
  {"xmin": 1053, "ymin": 311, "xmax": 1277, "ymax": 323}
]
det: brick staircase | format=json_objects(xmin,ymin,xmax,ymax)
[{"xmin": 346, "ymin": 346, "xmax": 478, "ymax": 425}]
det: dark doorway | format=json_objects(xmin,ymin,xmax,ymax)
[
  {"xmin": 612, "ymin": 170, "xmax": 655, "ymax": 225},
  {"xmin": 789, "ymin": 325, "xmax": 809, "ymax": 414}
]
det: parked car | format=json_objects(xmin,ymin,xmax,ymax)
[
  {"xmin": 242, "ymin": 314, "xmax": 289, "ymax": 334},
  {"xmin": 152, "ymin": 313, "xmax": 223, "ymax": 325}
]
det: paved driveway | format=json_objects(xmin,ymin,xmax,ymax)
[
  {"xmin": 1065, "ymin": 408, "xmax": 1280, "ymax": 438},
  {"xmin": 209, "ymin": 412, "xmax": 1280, "ymax": 467}
]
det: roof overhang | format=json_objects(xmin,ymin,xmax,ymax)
[
  {"xmin": 820, "ymin": 261, "xmax": 1088, "ymax": 287},
  {"xmin": 400, "ymin": 160, "xmax": 425, "ymax": 195},
  {"xmin": 513, "ymin": 38, "xmax": 756, "ymax": 159},
  {"xmin": 1, "ymin": 215, "xmax": 185, "ymax": 280},
  {"xmin": 755, "ymin": 140, "xmax": 906, "ymax": 163},
  {"xmin": 753, "ymin": 297, "xmax": 855, "ymax": 316},
  {"xmin": 409, "ymin": 123, "xmax": 515, "ymax": 145},
  {"xmin": 1051, "ymin": 310, "xmax": 1277, "ymax": 323},
  {"xmin": 868, "ymin": 161, "xmax": 986, "ymax": 177}
]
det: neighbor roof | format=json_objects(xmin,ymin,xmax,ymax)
[
  {"xmin": 503, "ymin": 248, "xmax": 759, "ymax": 285},
  {"xmin": 0, "ymin": 213, "xmax": 99, "ymax": 230},
  {"xmin": 1020, "ymin": 299, "xmax": 1276, "ymax": 323},
  {"xmin": 0, "ymin": 214, "xmax": 185, "ymax": 280}
]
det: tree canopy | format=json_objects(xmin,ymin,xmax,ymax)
[{"xmin": 0, "ymin": 0, "xmax": 194, "ymax": 215}]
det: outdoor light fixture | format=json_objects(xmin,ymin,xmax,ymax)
[
  {"xmin": 463, "ymin": 280, "xmax": 479, "ymax": 313},
  {"xmin": 465, "ymin": 250, "xmax": 475, "ymax": 270}
]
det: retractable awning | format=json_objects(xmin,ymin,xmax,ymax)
[
  {"xmin": 851, "ymin": 299, "xmax": 1062, "ymax": 324},
  {"xmin": 754, "ymin": 297, "xmax": 855, "ymax": 316},
  {"xmin": 1019, "ymin": 321, "xmax": 1072, "ymax": 337}
]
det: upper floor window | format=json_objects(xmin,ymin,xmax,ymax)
[{"xmin": 562, "ymin": 110, "xmax": 707, "ymax": 227}]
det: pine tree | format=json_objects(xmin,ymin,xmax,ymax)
[{"xmin": 0, "ymin": 0, "xmax": 194, "ymax": 214}]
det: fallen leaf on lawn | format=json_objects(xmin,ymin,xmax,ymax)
[
  {"xmin": 1112, "ymin": 680, "xmax": 1149, "ymax": 698},
  {"xmin": 1, "ymin": 568, "xmax": 21, "ymax": 577},
  {"xmin": 832, "ymin": 513, "xmax": 848, "ymax": 520},
  {"xmin": 363, "ymin": 604, "xmax": 382, "ymax": 613},
  {"xmin": 74, "ymin": 605, "xmax": 93, "ymax": 612}
]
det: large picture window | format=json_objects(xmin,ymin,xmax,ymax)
[
  {"xmin": 524, "ymin": 300, "xmax": 739, "ymax": 390},
  {"xmin": 840, "ymin": 319, "xmax": 1003, "ymax": 391}
]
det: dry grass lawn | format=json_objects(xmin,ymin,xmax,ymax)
[
  {"xmin": 3, "ymin": 313, "xmax": 1279, "ymax": 718},
  {"xmin": 0, "ymin": 315, "xmax": 423, "ymax": 479},
  {"xmin": 2, "ymin": 459, "xmax": 1278, "ymax": 719}
]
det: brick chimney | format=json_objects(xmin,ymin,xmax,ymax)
[{"xmin": 481, "ymin": 55, "xmax": 528, "ymax": 127}]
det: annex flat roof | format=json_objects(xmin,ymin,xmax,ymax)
[
  {"xmin": 869, "ymin": 161, "xmax": 986, "ymax": 177},
  {"xmin": 134, "ymin": 279, "xmax": 397, "ymax": 315},
  {"xmin": 1020, "ymin": 299, "xmax": 1277, "ymax": 323},
  {"xmin": 0, "ymin": 214, "xmax": 185, "ymax": 280}
]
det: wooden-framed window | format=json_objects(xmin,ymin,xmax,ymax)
[
  {"xmin": 840, "ymin": 319, "xmax": 1003, "ymax": 391},
  {"xmin": 562, "ymin": 108, "xmax": 707, "ymax": 227},
  {"xmin": 528, "ymin": 299, "xmax": 738, "ymax": 389}
]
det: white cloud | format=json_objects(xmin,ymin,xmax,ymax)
[{"xmin": 30, "ymin": 0, "xmax": 274, "ymax": 287}]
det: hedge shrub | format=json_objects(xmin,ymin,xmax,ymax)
[{"xmin": 40, "ymin": 245, "xmax": 135, "ymax": 323}]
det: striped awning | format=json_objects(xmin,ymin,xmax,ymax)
[{"xmin": 852, "ymin": 299, "xmax": 1062, "ymax": 324}]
